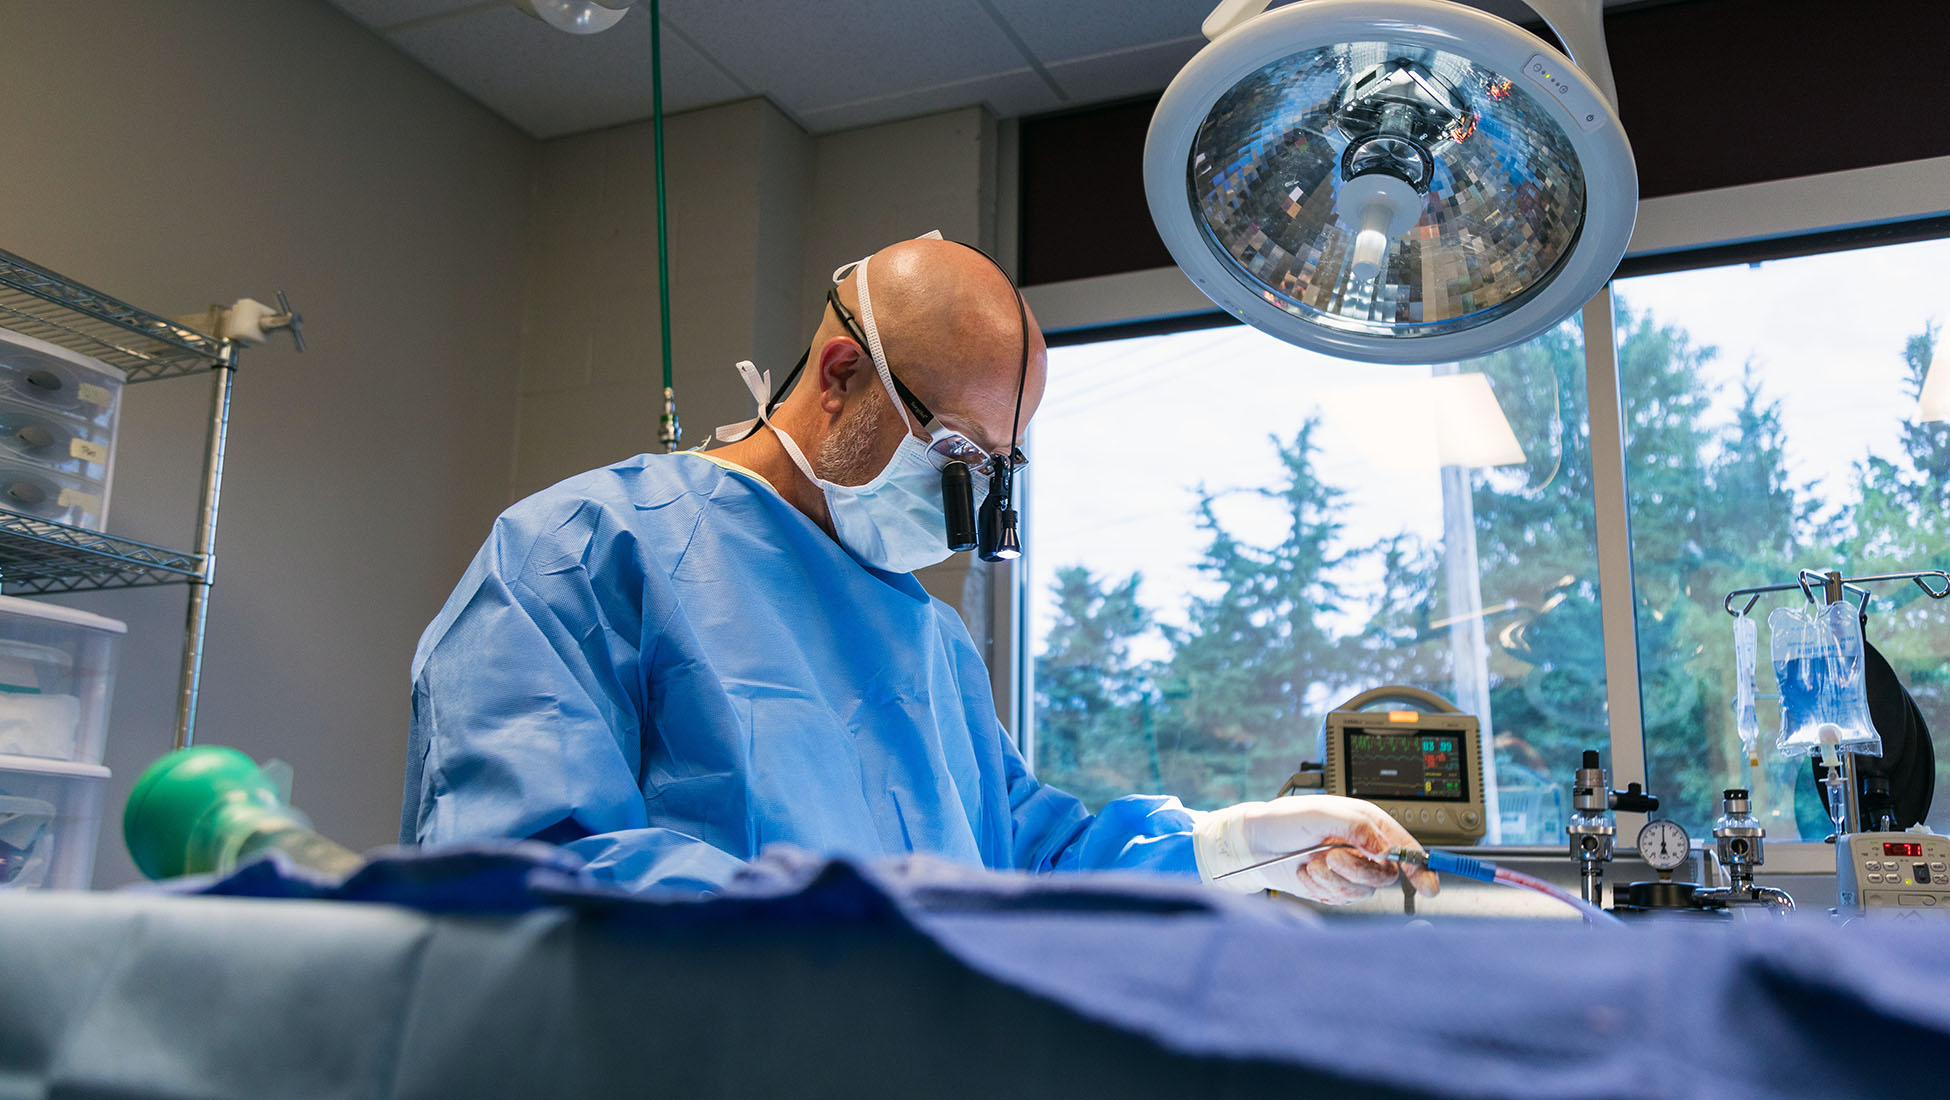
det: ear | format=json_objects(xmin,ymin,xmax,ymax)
[{"xmin": 813, "ymin": 336, "xmax": 869, "ymax": 416}]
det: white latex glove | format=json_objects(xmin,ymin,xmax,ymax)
[{"xmin": 1193, "ymin": 796, "xmax": 1441, "ymax": 904}]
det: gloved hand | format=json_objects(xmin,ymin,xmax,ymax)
[{"xmin": 1193, "ymin": 796, "xmax": 1441, "ymax": 903}]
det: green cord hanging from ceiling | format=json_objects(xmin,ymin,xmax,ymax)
[{"xmin": 651, "ymin": 0, "xmax": 679, "ymax": 451}]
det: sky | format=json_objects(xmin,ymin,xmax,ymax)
[
  {"xmin": 1024, "ymin": 326, "xmax": 1451, "ymax": 662},
  {"xmin": 1024, "ymin": 236, "xmax": 1950, "ymax": 661}
]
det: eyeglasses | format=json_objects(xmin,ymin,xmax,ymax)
[{"xmin": 924, "ymin": 431, "xmax": 1028, "ymax": 480}]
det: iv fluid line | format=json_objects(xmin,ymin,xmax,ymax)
[{"xmin": 1407, "ymin": 848, "xmax": 1623, "ymax": 925}]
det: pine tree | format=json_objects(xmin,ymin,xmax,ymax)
[
  {"xmin": 1844, "ymin": 325, "xmax": 1948, "ymax": 577},
  {"xmin": 1033, "ymin": 566, "xmax": 1159, "ymax": 809},
  {"xmin": 1462, "ymin": 319, "xmax": 1610, "ymax": 806},
  {"xmin": 1151, "ymin": 418, "xmax": 1360, "ymax": 806},
  {"xmin": 1841, "ymin": 326, "xmax": 1949, "ymax": 698},
  {"xmin": 1714, "ymin": 362, "xmax": 1819, "ymax": 562},
  {"xmin": 1616, "ymin": 301, "xmax": 1776, "ymax": 826},
  {"xmin": 1462, "ymin": 301, "xmax": 1819, "ymax": 830}
]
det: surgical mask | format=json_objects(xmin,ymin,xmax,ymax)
[
  {"xmin": 727, "ymin": 359, "xmax": 954, "ymax": 574},
  {"xmin": 718, "ymin": 250, "xmax": 955, "ymax": 574}
]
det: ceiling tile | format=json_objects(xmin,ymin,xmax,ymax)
[
  {"xmin": 328, "ymin": 0, "xmax": 1660, "ymax": 140},
  {"xmin": 982, "ymin": 0, "xmax": 1207, "ymax": 65},
  {"xmin": 324, "ymin": 0, "xmax": 486, "ymax": 28},
  {"xmin": 662, "ymin": 0, "xmax": 1028, "ymax": 116},
  {"xmin": 390, "ymin": 5, "xmax": 748, "ymax": 137},
  {"xmin": 795, "ymin": 67, "xmax": 1055, "ymax": 134},
  {"xmin": 1041, "ymin": 34, "xmax": 1204, "ymax": 106}
]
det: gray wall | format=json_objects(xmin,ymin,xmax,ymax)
[
  {"xmin": 513, "ymin": 99, "xmax": 1002, "ymax": 492},
  {"xmin": 513, "ymin": 100, "xmax": 1017, "ymax": 691},
  {"xmin": 513, "ymin": 98, "xmax": 812, "ymax": 497},
  {"xmin": 0, "ymin": 0, "xmax": 533, "ymax": 886},
  {"xmin": 0, "ymin": 2, "xmax": 1017, "ymax": 888}
]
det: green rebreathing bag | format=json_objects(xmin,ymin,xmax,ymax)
[{"xmin": 122, "ymin": 745, "xmax": 363, "ymax": 881}]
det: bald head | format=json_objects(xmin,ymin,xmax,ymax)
[
  {"xmin": 711, "ymin": 238, "xmax": 1050, "ymax": 534},
  {"xmin": 846, "ymin": 238, "xmax": 1047, "ymax": 444},
  {"xmin": 790, "ymin": 238, "xmax": 1048, "ymax": 459}
]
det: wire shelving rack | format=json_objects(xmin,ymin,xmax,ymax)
[{"xmin": 0, "ymin": 246, "xmax": 248, "ymax": 749}]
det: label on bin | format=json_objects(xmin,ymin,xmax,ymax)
[
  {"xmin": 77, "ymin": 383, "xmax": 111, "ymax": 407},
  {"xmin": 69, "ymin": 439, "xmax": 107, "ymax": 464},
  {"xmin": 57, "ymin": 488, "xmax": 101, "ymax": 512}
]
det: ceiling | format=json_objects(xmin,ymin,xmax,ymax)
[{"xmin": 327, "ymin": 0, "xmax": 1652, "ymax": 139}]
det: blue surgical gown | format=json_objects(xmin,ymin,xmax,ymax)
[{"xmin": 403, "ymin": 453, "xmax": 1201, "ymax": 893}]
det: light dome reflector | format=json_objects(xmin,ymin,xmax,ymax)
[{"xmin": 1147, "ymin": 0, "xmax": 1636, "ymax": 364}]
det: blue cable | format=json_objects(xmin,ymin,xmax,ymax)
[{"xmin": 1421, "ymin": 848, "xmax": 1498, "ymax": 883}]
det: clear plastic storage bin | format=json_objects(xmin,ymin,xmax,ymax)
[
  {"xmin": 0, "ymin": 595, "xmax": 124, "ymax": 764},
  {"xmin": 0, "ymin": 460, "xmax": 109, "ymax": 530},
  {"xmin": 0, "ymin": 326, "xmax": 122, "ymax": 530},
  {"xmin": 0, "ymin": 395, "xmax": 115, "ymax": 481},
  {"xmin": 0, "ymin": 754, "xmax": 108, "ymax": 889},
  {"xmin": 0, "ymin": 327, "xmax": 123, "ymax": 431}
]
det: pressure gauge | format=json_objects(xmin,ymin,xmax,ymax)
[{"xmin": 1636, "ymin": 819, "xmax": 1690, "ymax": 872}]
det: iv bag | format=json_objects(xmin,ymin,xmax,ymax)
[
  {"xmin": 1768, "ymin": 602, "xmax": 1882, "ymax": 759},
  {"xmin": 1731, "ymin": 614, "xmax": 1759, "ymax": 767}
]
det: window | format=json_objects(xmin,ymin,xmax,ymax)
[
  {"xmin": 1615, "ymin": 235, "xmax": 1950, "ymax": 840},
  {"xmin": 1025, "ymin": 318, "xmax": 1608, "ymax": 842}
]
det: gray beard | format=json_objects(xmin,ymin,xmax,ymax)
[{"xmin": 815, "ymin": 385, "xmax": 892, "ymax": 487}]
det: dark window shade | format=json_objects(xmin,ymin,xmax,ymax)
[
  {"xmin": 1045, "ymin": 310, "xmax": 1233, "ymax": 348},
  {"xmin": 1610, "ymin": 0, "xmax": 1950, "ymax": 198},
  {"xmin": 1017, "ymin": 98, "xmax": 1174, "ymax": 286},
  {"xmin": 1020, "ymin": 0, "xmax": 1950, "ymax": 287}
]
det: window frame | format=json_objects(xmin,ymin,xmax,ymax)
[{"xmin": 1015, "ymin": 153, "xmax": 1950, "ymax": 862}]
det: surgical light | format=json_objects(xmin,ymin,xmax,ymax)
[
  {"xmin": 1145, "ymin": 0, "xmax": 1637, "ymax": 364},
  {"xmin": 512, "ymin": 0, "xmax": 636, "ymax": 35}
]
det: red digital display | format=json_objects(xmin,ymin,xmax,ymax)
[{"xmin": 1884, "ymin": 842, "xmax": 1924, "ymax": 857}]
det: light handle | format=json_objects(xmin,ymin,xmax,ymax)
[{"xmin": 1202, "ymin": 0, "xmax": 1275, "ymax": 41}]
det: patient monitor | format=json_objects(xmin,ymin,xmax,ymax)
[{"xmin": 1286, "ymin": 686, "xmax": 1489, "ymax": 846}]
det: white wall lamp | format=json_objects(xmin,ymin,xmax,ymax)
[
  {"xmin": 511, "ymin": 0, "xmax": 637, "ymax": 35},
  {"xmin": 1319, "ymin": 372, "xmax": 1525, "ymax": 471},
  {"xmin": 1145, "ymin": 0, "xmax": 1637, "ymax": 365}
]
